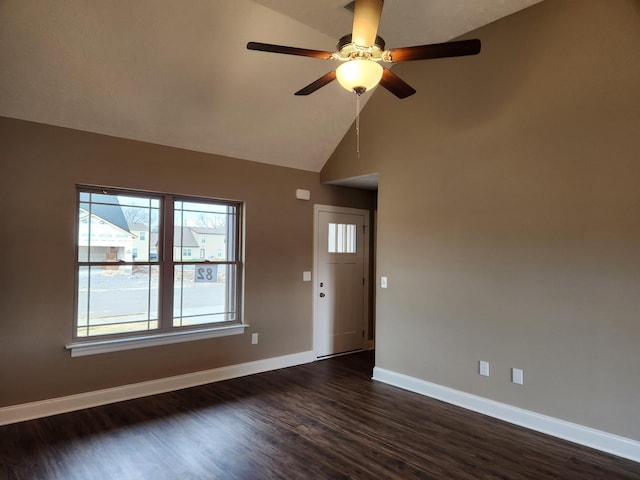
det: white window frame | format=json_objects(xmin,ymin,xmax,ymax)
[{"xmin": 67, "ymin": 186, "xmax": 247, "ymax": 357}]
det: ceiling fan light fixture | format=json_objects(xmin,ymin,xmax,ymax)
[
  {"xmin": 247, "ymin": 0, "xmax": 480, "ymax": 99},
  {"xmin": 336, "ymin": 59, "xmax": 383, "ymax": 94}
]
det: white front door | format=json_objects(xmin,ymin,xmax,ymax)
[{"xmin": 314, "ymin": 205, "xmax": 369, "ymax": 358}]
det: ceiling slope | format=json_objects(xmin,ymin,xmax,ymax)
[{"xmin": 0, "ymin": 0, "xmax": 541, "ymax": 172}]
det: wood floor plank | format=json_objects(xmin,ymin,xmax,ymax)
[{"xmin": 0, "ymin": 351, "xmax": 638, "ymax": 479}]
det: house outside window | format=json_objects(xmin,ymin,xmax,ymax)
[{"xmin": 74, "ymin": 187, "xmax": 244, "ymax": 347}]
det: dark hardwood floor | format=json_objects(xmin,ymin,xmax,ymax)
[{"xmin": 1, "ymin": 351, "xmax": 638, "ymax": 479}]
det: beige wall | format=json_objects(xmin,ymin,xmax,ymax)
[
  {"xmin": 323, "ymin": 0, "xmax": 640, "ymax": 440},
  {"xmin": 0, "ymin": 117, "xmax": 375, "ymax": 407}
]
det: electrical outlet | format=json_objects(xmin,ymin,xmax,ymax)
[
  {"xmin": 512, "ymin": 368, "xmax": 524, "ymax": 385},
  {"xmin": 479, "ymin": 360, "xmax": 490, "ymax": 376},
  {"xmin": 251, "ymin": 333, "xmax": 259, "ymax": 345}
]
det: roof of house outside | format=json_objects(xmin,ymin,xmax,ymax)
[
  {"xmin": 80, "ymin": 193, "xmax": 130, "ymax": 233},
  {"xmin": 128, "ymin": 223, "xmax": 148, "ymax": 232},
  {"xmin": 174, "ymin": 227, "xmax": 199, "ymax": 248},
  {"xmin": 190, "ymin": 226, "xmax": 226, "ymax": 235},
  {"xmin": 149, "ymin": 227, "xmax": 220, "ymax": 248}
]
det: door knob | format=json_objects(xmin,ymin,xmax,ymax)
[{"xmin": 319, "ymin": 293, "xmax": 325, "ymax": 297}]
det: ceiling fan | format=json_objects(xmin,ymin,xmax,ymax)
[{"xmin": 247, "ymin": 0, "xmax": 481, "ymax": 99}]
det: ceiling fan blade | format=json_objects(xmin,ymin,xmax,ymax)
[
  {"xmin": 295, "ymin": 70, "xmax": 337, "ymax": 96},
  {"xmin": 386, "ymin": 39, "xmax": 481, "ymax": 63},
  {"xmin": 247, "ymin": 42, "xmax": 333, "ymax": 60},
  {"xmin": 379, "ymin": 68, "xmax": 416, "ymax": 99},
  {"xmin": 352, "ymin": 0, "xmax": 383, "ymax": 47}
]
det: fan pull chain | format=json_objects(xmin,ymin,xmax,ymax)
[{"xmin": 355, "ymin": 92, "xmax": 361, "ymax": 158}]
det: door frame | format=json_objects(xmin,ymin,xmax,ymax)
[{"xmin": 313, "ymin": 204, "xmax": 371, "ymax": 358}]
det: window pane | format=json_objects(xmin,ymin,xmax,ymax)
[
  {"xmin": 328, "ymin": 223, "xmax": 357, "ymax": 253},
  {"xmin": 78, "ymin": 191, "xmax": 160, "ymax": 263},
  {"xmin": 76, "ymin": 265, "xmax": 159, "ymax": 337},
  {"xmin": 75, "ymin": 187, "xmax": 242, "ymax": 342},
  {"xmin": 173, "ymin": 264, "xmax": 237, "ymax": 327},
  {"xmin": 174, "ymin": 200, "xmax": 237, "ymax": 262}
]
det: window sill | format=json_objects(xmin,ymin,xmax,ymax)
[{"xmin": 66, "ymin": 324, "xmax": 249, "ymax": 357}]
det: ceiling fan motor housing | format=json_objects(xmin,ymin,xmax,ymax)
[{"xmin": 337, "ymin": 34, "xmax": 385, "ymax": 52}]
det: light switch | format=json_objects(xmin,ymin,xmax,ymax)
[
  {"xmin": 303, "ymin": 271, "xmax": 311, "ymax": 282},
  {"xmin": 381, "ymin": 276, "xmax": 388, "ymax": 288}
]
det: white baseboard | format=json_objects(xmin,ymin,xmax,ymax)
[
  {"xmin": 0, "ymin": 350, "xmax": 315, "ymax": 426},
  {"xmin": 372, "ymin": 367, "xmax": 640, "ymax": 464}
]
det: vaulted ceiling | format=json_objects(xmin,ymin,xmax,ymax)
[{"xmin": 0, "ymin": 0, "xmax": 541, "ymax": 173}]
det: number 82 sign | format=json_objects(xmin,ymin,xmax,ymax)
[{"xmin": 195, "ymin": 265, "xmax": 218, "ymax": 283}]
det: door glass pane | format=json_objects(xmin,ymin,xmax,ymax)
[{"xmin": 328, "ymin": 223, "xmax": 357, "ymax": 253}]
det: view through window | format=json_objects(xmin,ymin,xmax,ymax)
[{"xmin": 75, "ymin": 188, "xmax": 242, "ymax": 340}]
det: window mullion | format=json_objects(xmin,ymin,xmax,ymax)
[{"xmin": 160, "ymin": 195, "xmax": 175, "ymax": 331}]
